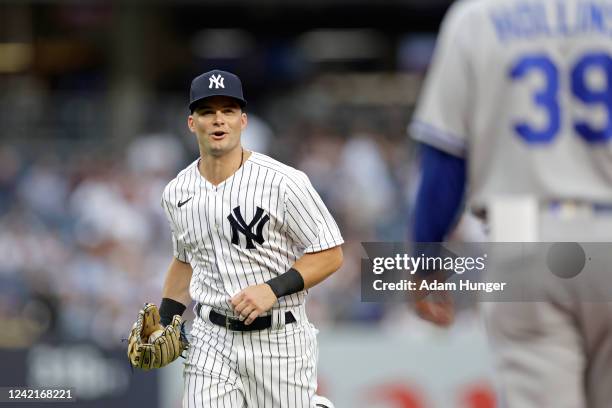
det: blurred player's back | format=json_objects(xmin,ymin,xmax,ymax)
[
  {"xmin": 413, "ymin": 0, "xmax": 612, "ymax": 209},
  {"xmin": 411, "ymin": 4, "xmax": 612, "ymax": 405}
]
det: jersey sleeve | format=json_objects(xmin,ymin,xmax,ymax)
[
  {"xmin": 283, "ymin": 171, "xmax": 344, "ymax": 253},
  {"xmin": 413, "ymin": 143, "xmax": 466, "ymax": 242},
  {"xmin": 409, "ymin": 2, "xmax": 475, "ymax": 158},
  {"xmin": 161, "ymin": 192, "xmax": 189, "ymax": 263}
]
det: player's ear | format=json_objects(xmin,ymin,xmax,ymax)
[
  {"xmin": 187, "ymin": 114, "xmax": 196, "ymax": 133},
  {"xmin": 240, "ymin": 112, "xmax": 247, "ymax": 131}
]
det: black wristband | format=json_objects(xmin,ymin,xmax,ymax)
[
  {"xmin": 265, "ymin": 268, "xmax": 305, "ymax": 298},
  {"xmin": 159, "ymin": 298, "xmax": 186, "ymax": 327}
]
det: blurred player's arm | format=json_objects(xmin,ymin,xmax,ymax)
[
  {"xmin": 413, "ymin": 143, "xmax": 466, "ymax": 242},
  {"xmin": 158, "ymin": 257, "xmax": 193, "ymax": 326},
  {"xmin": 409, "ymin": 1, "xmax": 473, "ymax": 326},
  {"xmin": 412, "ymin": 143, "xmax": 466, "ymax": 326}
]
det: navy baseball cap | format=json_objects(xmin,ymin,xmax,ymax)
[{"xmin": 189, "ymin": 69, "xmax": 247, "ymax": 111}]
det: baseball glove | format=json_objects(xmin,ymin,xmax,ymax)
[{"xmin": 127, "ymin": 303, "xmax": 189, "ymax": 370}]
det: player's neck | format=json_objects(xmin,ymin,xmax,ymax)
[{"xmin": 198, "ymin": 146, "xmax": 248, "ymax": 185}]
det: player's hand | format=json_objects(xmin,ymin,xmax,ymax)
[
  {"xmin": 231, "ymin": 284, "xmax": 278, "ymax": 325},
  {"xmin": 414, "ymin": 291, "xmax": 455, "ymax": 327}
]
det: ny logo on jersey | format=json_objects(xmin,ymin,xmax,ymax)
[
  {"xmin": 227, "ymin": 206, "xmax": 269, "ymax": 249},
  {"xmin": 209, "ymin": 74, "xmax": 224, "ymax": 89}
]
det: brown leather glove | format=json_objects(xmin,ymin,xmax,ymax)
[{"xmin": 127, "ymin": 303, "xmax": 189, "ymax": 370}]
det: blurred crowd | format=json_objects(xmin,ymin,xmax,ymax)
[{"xmin": 0, "ymin": 89, "xmax": 418, "ymax": 349}]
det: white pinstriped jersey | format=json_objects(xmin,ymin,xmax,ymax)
[
  {"xmin": 161, "ymin": 151, "xmax": 344, "ymax": 318},
  {"xmin": 411, "ymin": 0, "xmax": 612, "ymax": 210}
]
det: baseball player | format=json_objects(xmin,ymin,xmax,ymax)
[
  {"xmin": 127, "ymin": 69, "xmax": 343, "ymax": 408},
  {"xmin": 410, "ymin": 0, "xmax": 612, "ymax": 407}
]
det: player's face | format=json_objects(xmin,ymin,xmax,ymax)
[{"xmin": 188, "ymin": 96, "xmax": 247, "ymax": 158}]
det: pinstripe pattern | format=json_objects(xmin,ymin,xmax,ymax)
[
  {"xmin": 161, "ymin": 152, "xmax": 343, "ymax": 317},
  {"xmin": 161, "ymin": 151, "xmax": 342, "ymax": 407},
  {"xmin": 184, "ymin": 311, "xmax": 318, "ymax": 408}
]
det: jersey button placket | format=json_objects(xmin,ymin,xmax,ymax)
[
  {"xmin": 206, "ymin": 186, "xmax": 223, "ymax": 282},
  {"xmin": 213, "ymin": 186, "xmax": 219, "ymax": 230},
  {"xmin": 211, "ymin": 187, "xmax": 232, "ymax": 299}
]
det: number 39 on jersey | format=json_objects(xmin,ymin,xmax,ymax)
[{"xmin": 510, "ymin": 51, "xmax": 612, "ymax": 145}]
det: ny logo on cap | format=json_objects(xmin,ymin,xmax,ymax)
[{"xmin": 209, "ymin": 74, "xmax": 225, "ymax": 89}]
